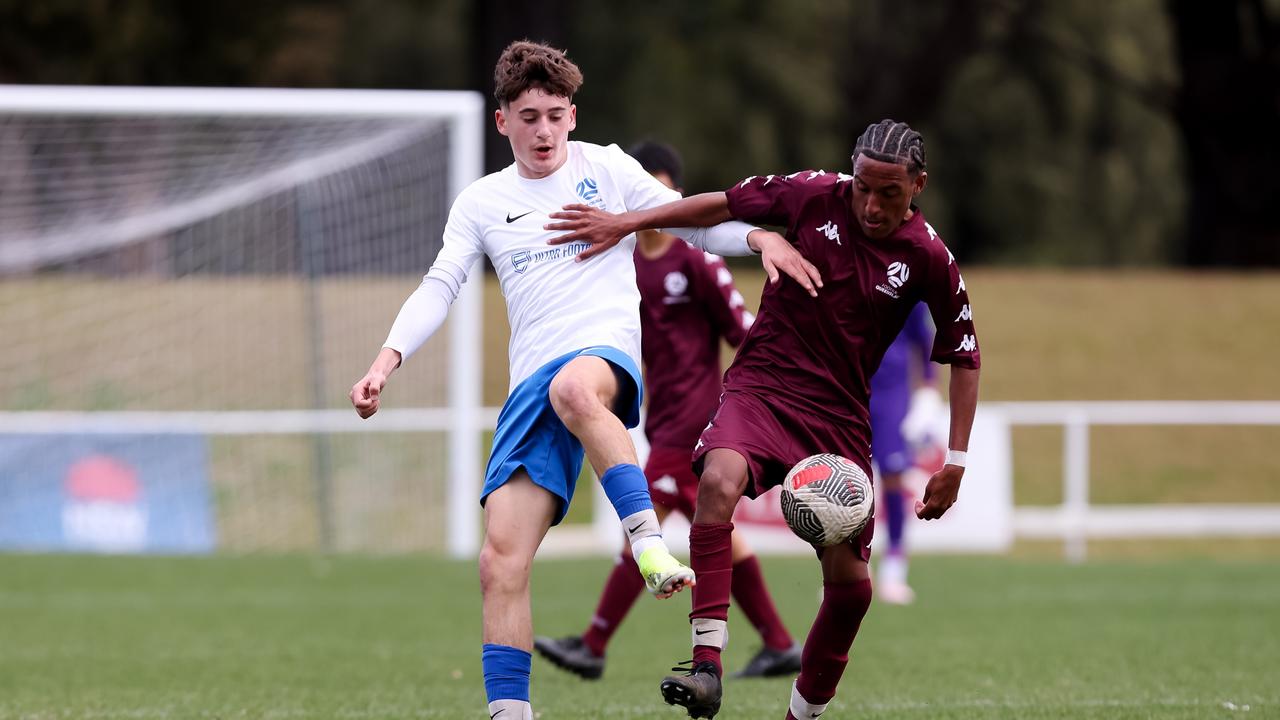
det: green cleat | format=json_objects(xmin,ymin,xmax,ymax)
[{"xmin": 637, "ymin": 546, "xmax": 696, "ymax": 598}]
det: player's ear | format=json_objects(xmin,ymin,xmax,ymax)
[
  {"xmin": 495, "ymin": 107, "xmax": 509, "ymax": 137},
  {"xmin": 913, "ymin": 170, "xmax": 928, "ymax": 197},
  {"xmin": 567, "ymin": 104, "xmax": 577, "ymax": 132}
]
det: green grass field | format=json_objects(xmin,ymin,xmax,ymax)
[{"xmin": 1, "ymin": 553, "xmax": 1276, "ymax": 719}]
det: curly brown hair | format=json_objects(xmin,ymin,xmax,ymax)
[{"xmin": 493, "ymin": 40, "xmax": 584, "ymax": 106}]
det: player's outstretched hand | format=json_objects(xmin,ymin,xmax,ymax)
[
  {"xmin": 749, "ymin": 230, "xmax": 823, "ymax": 298},
  {"xmin": 915, "ymin": 464, "xmax": 963, "ymax": 520},
  {"xmin": 349, "ymin": 370, "xmax": 387, "ymax": 419},
  {"xmin": 545, "ymin": 204, "xmax": 628, "ymax": 262}
]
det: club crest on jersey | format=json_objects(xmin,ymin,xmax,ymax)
[
  {"xmin": 663, "ymin": 271, "xmax": 691, "ymax": 304},
  {"xmin": 575, "ymin": 177, "xmax": 606, "ymax": 210},
  {"xmin": 875, "ymin": 261, "xmax": 910, "ymax": 299}
]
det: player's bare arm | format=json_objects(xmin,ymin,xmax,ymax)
[
  {"xmin": 546, "ymin": 192, "xmax": 733, "ymax": 253},
  {"xmin": 915, "ymin": 365, "xmax": 980, "ymax": 520},
  {"xmin": 350, "ymin": 347, "xmax": 402, "ymax": 419},
  {"xmin": 546, "ymin": 193, "xmax": 823, "ymax": 296}
]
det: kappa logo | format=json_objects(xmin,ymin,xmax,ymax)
[
  {"xmin": 886, "ymin": 261, "xmax": 910, "ymax": 288},
  {"xmin": 955, "ymin": 304, "xmax": 973, "ymax": 322},
  {"xmin": 955, "ymin": 334, "xmax": 977, "ymax": 352},
  {"xmin": 511, "ymin": 250, "xmax": 531, "ymax": 274},
  {"xmin": 816, "ymin": 221, "xmax": 841, "ymax": 245},
  {"xmin": 957, "ymin": 273, "xmax": 966, "ymax": 294}
]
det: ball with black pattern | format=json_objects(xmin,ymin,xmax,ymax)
[{"xmin": 779, "ymin": 453, "xmax": 875, "ymax": 546}]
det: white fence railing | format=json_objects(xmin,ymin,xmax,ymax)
[
  {"xmin": 992, "ymin": 401, "xmax": 1280, "ymax": 562},
  {"xmin": 3, "ymin": 402, "xmax": 1278, "ymax": 560}
]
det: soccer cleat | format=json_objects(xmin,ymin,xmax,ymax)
[
  {"xmin": 732, "ymin": 643, "xmax": 803, "ymax": 679},
  {"xmin": 532, "ymin": 635, "xmax": 604, "ymax": 680},
  {"xmin": 637, "ymin": 547, "xmax": 696, "ymax": 598},
  {"xmin": 661, "ymin": 660, "xmax": 722, "ymax": 718}
]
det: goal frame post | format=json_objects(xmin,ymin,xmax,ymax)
[{"xmin": 0, "ymin": 85, "xmax": 487, "ymax": 558}]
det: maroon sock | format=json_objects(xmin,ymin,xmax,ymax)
[
  {"xmin": 581, "ymin": 550, "xmax": 645, "ymax": 656},
  {"xmin": 689, "ymin": 522, "xmax": 734, "ymax": 673},
  {"xmin": 795, "ymin": 579, "xmax": 873, "ymax": 705},
  {"xmin": 731, "ymin": 555, "xmax": 793, "ymax": 651}
]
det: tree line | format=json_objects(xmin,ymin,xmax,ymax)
[{"xmin": 2, "ymin": 0, "xmax": 1275, "ymax": 266}]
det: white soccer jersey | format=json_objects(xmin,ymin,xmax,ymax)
[{"xmin": 388, "ymin": 141, "xmax": 685, "ymax": 391}]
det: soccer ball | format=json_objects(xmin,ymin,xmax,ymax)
[{"xmin": 779, "ymin": 454, "xmax": 874, "ymax": 546}]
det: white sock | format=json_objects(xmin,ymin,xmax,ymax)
[
  {"xmin": 487, "ymin": 699, "xmax": 532, "ymax": 720},
  {"xmin": 879, "ymin": 553, "xmax": 908, "ymax": 585},
  {"xmin": 621, "ymin": 509, "xmax": 664, "ymax": 562},
  {"xmin": 790, "ymin": 682, "xmax": 829, "ymax": 718}
]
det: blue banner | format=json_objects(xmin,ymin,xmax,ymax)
[{"xmin": 0, "ymin": 434, "xmax": 215, "ymax": 553}]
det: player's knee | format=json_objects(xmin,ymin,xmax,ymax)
[
  {"xmin": 548, "ymin": 373, "xmax": 604, "ymax": 429},
  {"xmin": 696, "ymin": 464, "xmax": 747, "ymax": 521},
  {"xmin": 478, "ymin": 540, "xmax": 531, "ymax": 596}
]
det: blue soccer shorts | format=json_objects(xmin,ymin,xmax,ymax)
[{"xmin": 480, "ymin": 345, "xmax": 642, "ymax": 525}]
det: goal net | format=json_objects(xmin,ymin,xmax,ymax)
[{"xmin": 0, "ymin": 86, "xmax": 484, "ymax": 556}]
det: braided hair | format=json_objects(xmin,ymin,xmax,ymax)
[{"xmin": 852, "ymin": 119, "xmax": 926, "ymax": 175}]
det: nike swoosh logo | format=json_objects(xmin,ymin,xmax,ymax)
[
  {"xmin": 694, "ymin": 629, "xmax": 715, "ymax": 636},
  {"xmin": 491, "ymin": 710, "xmax": 505, "ymax": 719},
  {"xmin": 506, "ymin": 210, "xmax": 534, "ymax": 223},
  {"xmin": 628, "ymin": 523, "xmax": 645, "ymax": 534}
]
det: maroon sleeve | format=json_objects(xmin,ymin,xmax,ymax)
[
  {"xmin": 724, "ymin": 170, "xmax": 824, "ymax": 227},
  {"xmin": 922, "ymin": 231, "xmax": 981, "ymax": 369},
  {"xmin": 691, "ymin": 251, "xmax": 752, "ymax": 348}
]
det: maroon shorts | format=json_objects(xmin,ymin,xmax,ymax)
[
  {"xmin": 645, "ymin": 445, "xmax": 698, "ymax": 518},
  {"xmin": 693, "ymin": 390, "xmax": 875, "ymax": 560}
]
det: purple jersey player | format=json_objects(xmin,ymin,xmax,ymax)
[
  {"xmin": 535, "ymin": 142, "xmax": 801, "ymax": 682},
  {"xmin": 546, "ymin": 120, "xmax": 980, "ymax": 720},
  {"xmin": 870, "ymin": 301, "xmax": 937, "ymax": 605}
]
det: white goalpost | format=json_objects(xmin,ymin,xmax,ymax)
[{"xmin": 0, "ymin": 85, "xmax": 486, "ymax": 557}]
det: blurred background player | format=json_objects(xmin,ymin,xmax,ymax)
[
  {"xmin": 535, "ymin": 141, "xmax": 802, "ymax": 681},
  {"xmin": 870, "ymin": 301, "xmax": 938, "ymax": 605}
]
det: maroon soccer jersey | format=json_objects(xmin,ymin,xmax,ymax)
[
  {"xmin": 702, "ymin": 170, "xmax": 980, "ymax": 487},
  {"xmin": 634, "ymin": 239, "xmax": 751, "ymax": 451}
]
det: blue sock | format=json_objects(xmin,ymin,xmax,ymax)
[
  {"xmin": 600, "ymin": 463, "xmax": 653, "ymax": 519},
  {"xmin": 886, "ymin": 488, "xmax": 906, "ymax": 553},
  {"xmin": 482, "ymin": 644, "xmax": 531, "ymax": 703}
]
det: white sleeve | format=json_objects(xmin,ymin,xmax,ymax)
[
  {"xmin": 382, "ymin": 194, "xmax": 485, "ymax": 361},
  {"xmin": 667, "ymin": 222, "xmax": 756, "ymax": 257}
]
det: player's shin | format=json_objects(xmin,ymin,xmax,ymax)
[
  {"xmin": 602, "ymin": 463, "xmax": 694, "ymax": 596},
  {"xmin": 689, "ymin": 522, "xmax": 734, "ymax": 673},
  {"xmin": 600, "ymin": 463, "xmax": 664, "ymax": 558}
]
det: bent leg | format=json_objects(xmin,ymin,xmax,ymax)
[
  {"xmin": 551, "ymin": 356, "xmax": 693, "ymax": 597},
  {"xmin": 789, "ymin": 543, "xmax": 873, "ymax": 719},
  {"xmin": 548, "ymin": 355, "xmax": 636, "ymax": 474}
]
